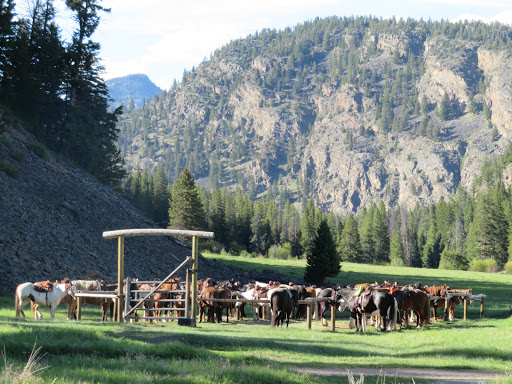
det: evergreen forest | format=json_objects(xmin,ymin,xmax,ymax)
[{"xmin": 0, "ymin": 0, "xmax": 125, "ymax": 186}]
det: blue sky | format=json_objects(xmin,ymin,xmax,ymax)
[{"xmin": 44, "ymin": 0, "xmax": 512, "ymax": 89}]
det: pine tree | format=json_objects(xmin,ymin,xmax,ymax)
[
  {"xmin": 304, "ymin": 220, "xmax": 340, "ymax": 285},
  {"xmin": 339, "ymin": 214, "xmax": 363, "ymax": 262},
  {"xmin": 360, "ymin": 205, "xmax": 375, "ymax": 263},
  {"xmin": 300, "ymin": 200, "xmax": 317, "ymax": 258},
  {"xmin": 210, "ymin": 188, "xmax": 228, "ymax": 246},
  {"xmin": 438, "ymin": 92, "xmax": 450, "ymax": 121},
  {"xmin": 0, "ymin": 0, "xmax": 15, "ymax": 90},
  {"xmin": 250, "ymin": 201, "xmax": 271, "ymax": 254},
  {"xmin": 152, "ymin": 166, "xmax": 171, "ymax": 226},
  {"xmin": 422, "ymin": 216, "xmax": 441, "ymax": 268},
  {"xmin": 389, "ymin": 230, "xmax": 405, "ymax": 266},
  {"xmin": 168, "ymin": 168, "xmax": 206, "ymax": 231},
  {"xmin": 373, "ymin": 201, "xmax": 390, "ymax": 263},
  {"xmin": 60, "ymin": 0, "xmax": 125, "ymax": 186}
]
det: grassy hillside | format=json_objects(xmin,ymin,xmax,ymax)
[{"xmin": 1, "ymin": 257, "xmax": 511, "ymax": 383}]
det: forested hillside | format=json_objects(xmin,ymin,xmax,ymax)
[
  {"xmin": 118, "ymin": 16, "xmax": 512, "ymax": 214},
  {"xmin": 117, "ymin": 16, "xmax": 512, "ymax": 272}
]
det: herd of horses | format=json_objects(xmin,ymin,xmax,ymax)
[{"xmin": 14, "ymin": 277, "xmax": 461, "ymax": 333}]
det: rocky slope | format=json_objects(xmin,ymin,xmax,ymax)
[
  {"xmin": 0, "ymin": 125, "xmax": 289, "ymax": 293},
  {"xmin": 116, "ymin": 17, "xmax": 512, "ymax": 215}
]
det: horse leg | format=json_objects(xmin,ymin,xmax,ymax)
[
  {"xmin": 321, "ymin": 303, "xmax": 328, "ymax": 327},
  {"xmin": 50, "ymin": 305, "xmax": 56, "ymax": 320}
]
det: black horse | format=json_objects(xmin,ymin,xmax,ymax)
[
  {"xmin": 336, "ymin": 287, "xmax": 397, "ymax": 333},
  {"xmin": 270, "ymin": 289, "xmax": 295, "ymax": 327}
]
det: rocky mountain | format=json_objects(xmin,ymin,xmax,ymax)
[
  {"xmin": 0, "ymin": 124, "xmax": 288, "ymax": 293},
  {"xmin": 106, "ymin": 74, "xmax": 162, "ymax": 109},
  {"xmin": 116, "ymin": 17, "xmax": 512, "ymax": 215}
]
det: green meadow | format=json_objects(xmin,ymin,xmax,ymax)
[{"xmin": 1, "ymin": 255, "xmax": 511, "ymax": 383}]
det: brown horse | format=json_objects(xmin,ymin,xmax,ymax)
[
  {"xmin": 216, "ymin": 286, "xmax": 232, "ymax": 322},
  {"xmin": 199, "ymin": 286, "xmax": 218, "ymax": 323},
  {"xmin": 395, "ymin": 289, "xmax": 430, "ymax": 328},
  {"xmin": 421, "ymin": 285, "xmax": 449, "ymax": 321},
  {"xmin": 153, "ymin": 278, "xmax": 181, "ymax": 322}
]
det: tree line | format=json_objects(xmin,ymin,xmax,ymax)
[
  {"xmin": 123, "ymin": 144, "xmax": 512, "ymax": 274},
  {"xmin": 0, "ymin": 0, "xmax": 124, "ymax": 185}
]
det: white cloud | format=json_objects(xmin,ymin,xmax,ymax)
[
  {"xmin": 452, "ymin": 10, "xmax": 512, "ymax": 25},
  {"xmin": 413, "ymin": 0, "xmax": 511, "ymax": 6}
]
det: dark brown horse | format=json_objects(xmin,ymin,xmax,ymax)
[
  {"xmin": 199, "ymin": 286, "xmax": 218, "ymax": 323},
  {"xmin": 336, "ymin": 287, "xmax": 397, "ymax": 333},
  {"xmin": 270, "ymin": 289, "xmax": 294, "ymax": 327},
  {"xmin": 394, "ymin": 289, "xmax": 430, "ymax": 328},
  {"xmin": 216, "ymin": 286, "xmax": 232, "ymax": 322}
]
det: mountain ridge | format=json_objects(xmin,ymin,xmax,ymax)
[
  {"xmin": 106, "ymin": 73, "xmax": 163, "ymax": 109},
  {"xmin": 116, "ymin": 16, "xmax": 512, "ymax": 215}
]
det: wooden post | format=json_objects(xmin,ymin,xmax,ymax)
[
  {"xmin": 480, "ymin": 298, "xmax": 485, "ymax": 318},
  {"xmin": 124, "ymin": 277, "xmax": 131, "ymax": 322},
  {"xmin": 331, "ymin": 304, "xmax": 336, "ymax": 332},
  {"xmin": 190, "ymin": 235, "xmax": 198, "ymax": 327},
  {"xmin": 463, "ymin": 298, "xmax": 468, "ymax": 320},
  {"xmin": 443, "ymin": 294, "xmax": 450, "ymax": 321},
  {"xmin": 77, "ymin": 298, "xmax": 82, "ymax": 320},
  {"xmin": 117, "ymin": 235, "xmax": 125, "ymax": 323},
  {"xmin": 185, "ymin": 265, "xmax": 191, "ymax": 320},
  {"xmin": 307, "ymin": 303, "xmax": 312, "ymax": 330}
]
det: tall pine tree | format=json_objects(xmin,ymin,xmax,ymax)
[
  {"xmin": 304, "ymin": 220, "xmax": 340, "ymax": 285},
  {"xmin": 168, "ymin": 168, "xmax": 205, "ymax": 231}
]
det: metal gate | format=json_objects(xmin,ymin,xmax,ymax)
[{"xmin": 103, "ymin": 228, "xmax": 215, "ymax": 325}]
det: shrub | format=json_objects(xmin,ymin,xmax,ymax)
[
  {"xmin": 504, "ymin": 260, "xmax": 512, "ymax": 274},
  {"xmin": 439, "ymin": 249, "xmax": 469, "ymax": 270},
  {"xmin": 10, "ymin": 149, "xmax": 26, "ymax": 162},
  {"xmin": 28, "ymin": 141, "xmax": 49, "ymax": 160},
  {"xmin": 229, "ymin": 241, "xmax": 244, "ymax": 256},
  {"xmin": 469, "ymin": 258, "xmax": 498, "ymax": 273},
  {"xmin": 199, "ymin": 239, "xmax": 222, "ymax": 253},
  {"xmin": 0, "ymin": 159, "xmax": 20, "ymax": 178},
  {"xmin": 268, "ymin": 244, "xmax": 292, "ymax": 260}
]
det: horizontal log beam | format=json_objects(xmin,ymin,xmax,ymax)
[
  {"xmin": 103, "ymin": 228, "xmax": 214, "ymax": 239},
  {"xmin": 75, "ymin": 292, "xmax": 118, "ymax": 299}
]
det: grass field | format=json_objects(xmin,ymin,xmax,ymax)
[{"xmin": 1, "ymin": 255, "xmax": 512, "ymax": 383}]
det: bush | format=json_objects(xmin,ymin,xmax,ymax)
[
  {"xmin": 268, "ymin": 244, "xmax": 292, "ymax": 260},
  {"xmin": 469, "ymin": 258, "xmax": 498, "ymax": 273},
  {"xmin": 439, "ymin": 249, "xmax": 469, "ymax": 270},
  {"xmin": 199, "ymin": 239, "xmax": 222, "ymax": 254},
  {"xmin": 0, "ymin": 159, "xmax": 20, "ymax": 178},
  {"xmin": 229, "ymin": 241, "xmax": 245, "ymax": 256},
  {"xmin": 504, "ymin": 260, "xmax": 512, "ymax": 274},
  {"xmin": 28, "ymin": 141, "xmax": 49, "ymax": 160}
]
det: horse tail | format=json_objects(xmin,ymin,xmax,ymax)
[
  {"xmin": 424, "ymin": 299, "xmax": 430, "ymax": 326},
  {"xmin": 387, "ymin": 297, "xmax": 398, "ymax": 331},
  {"xmin": 392, "ymin": 297, "xmax": 398, "ymax": 330}
]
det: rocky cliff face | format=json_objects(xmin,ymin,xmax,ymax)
[{"xmin": 117, "ymin": 18, "xmax": 512, "ymax": 215}]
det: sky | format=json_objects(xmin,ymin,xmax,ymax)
[{"xmin": 44, "ymin": 0, "xmax": 512, "ymax": 90}]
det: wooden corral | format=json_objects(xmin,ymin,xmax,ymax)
[
  {"xmin": 102, "ymin": 228, "xmax": 214, "ymax": 325},
  {"xmin": 197, "ymin": 297, "xmax": 334, "ymax": 330}
]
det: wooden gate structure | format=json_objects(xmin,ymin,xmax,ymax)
[{"xmin": 102, "ymin": 228, "xmax": 215, "ymax": 325}]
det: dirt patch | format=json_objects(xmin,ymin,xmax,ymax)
[{"xmin": 292, "ymin": 366, "xmax": 508, "ymax": 383}]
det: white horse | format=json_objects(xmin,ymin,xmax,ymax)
[
  {"xmin": 236, "ymin": 281, "xmax": 269, "ymax": 321},
  {"xmin": 15, "ymin": 281, "xmax": 76, "ymax": 320}
]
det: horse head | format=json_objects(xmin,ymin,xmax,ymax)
[{"xmin": 65, "ymin": 281, "xmax": 76, "ymax": 299}]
